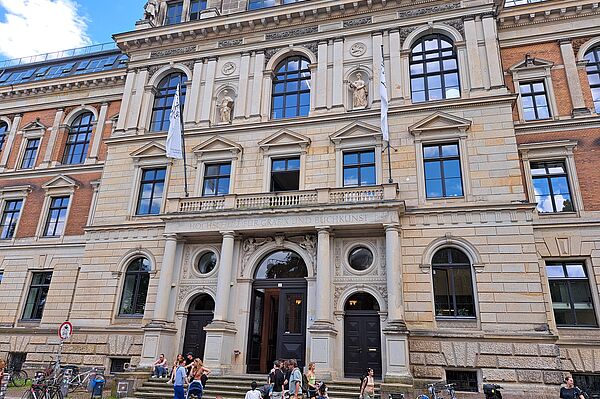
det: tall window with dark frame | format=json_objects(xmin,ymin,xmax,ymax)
[
  {"xmin": 410, "ymin": 34, "xmax": 460, "ymax": 103},
  {"xmin": 20, "ymin": 138, "xmax": 40, "ymax": 169},
  {"xmin": 150, "ymin": 73, "xmax": 187, "ymax": 132},
  {"xmin": 546, "ymin": 262, "xmax": 597, "ymax": 327},
  {"xmin": 22, "ymin": 272, "xmax": 52, "ymax": 320},
  {"xmin": 119, "ymin": 258, "xmax": 151, "ymax": 316},
  {"xmin": 189, "ymin": 0, "xmax": 207, "ymax": 20},
  {"xmin": 343, "ymin": 150, "xmax": 376, "ymax": 187},
  {"xmin": 165, "ymin": 1, "xmax": 183, "ymax": 24},
  {"xmin": 63, "ymin": 112, "xmax": 94, "ymax": 165},
  {"xmin": 584, "ymin": 46, "xmax": 600, "ymax": 113},
  {"xmin": 423, "ymin": 143, "xmax": 463, "ymax": 198},
  {"xmin": 136, "ymin": 168, "xmax": 166, "ymax": 215},
  {"xmin": 247, "ymin": 0, "xmax": 276, "ymax": 10},
  {"xmin": 432, "ymin": 248, "xmax": 475, "ymax": 318},
  {"xmin": 519, "ymin": 81, "xmax": 551, "ymax": 120},
  {"xmin": 43, "ymin": 196, "xmax": 70, "ymax": 237},
  {"xmin": 531, "ymin": 161, "xmax": 574, "ymax": 213},
  {"xmin": 270, "ymin": 157, "xmax": 300, "ymax": 192},
  {"xmin": 0, "ymin": 121, "xmax": 8, "ymax": 152},
  {"xmin": 272, "ymin": 56, "xmax": 311, "ymax": 119},
  {"xmin": 0, "ymin": 199, "xmax": 23, "ymax": 240},
  {"xmin": 203, "ymin": 163, "xmax": 231, "ymax": 196}
]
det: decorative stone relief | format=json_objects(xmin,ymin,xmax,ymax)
[
  {"xmin": 222, "ymin": 62, "xmax": 236, "ymax": 75},
  {"xmin": 572, "ymin": 37, "xmax": 592, "ymax": 57},
  {"xmin": 397, "ymin": 2, "xmax": 460, "ymax": 18},
  {"xmin": 399, "ymin": 26, "xmax": 418, "ymax": 46},
  {"xmin": 333, "ymin": 285, "xmax": 345, "ymax": 311},
  {"xmin": 443, "ymin": 18, "xmax": 465, "ymax": 36},
  {"xmin": 217, "ymin": 90, "xmax": 234, "ymax": 123},
  {"xmin": 218, "ymin": 39, "xmax": 243, "ymax": 48},
  {"xmin": 265, "ymin": 26, "xmax": 318, "ymax": 41},
  {"xmin": 301, "ymin": 42, "xmax": 318, "ymax": 56},
  {"xmin": 349, "ymin": 42, "xmax": 367, "ymax": 57},
  {"xmin": 348, "ymin": 72, "xmax": 369, "ymax": 109},
  {"xmin": 241, "ymin": 237, "xmax": 274, "ymax": 276},
  {"xmin": 343, "ymin": 17, "xmax": 372, "ymax": 28},
  {"xmin": 182, "ymin": 246, "xmax": 193, "ymax": 279},
  {"xmin": 147, "ymin": 64, "xmax": 164, "ymax": 79},
  {"xmin": 143, "ymin": 0, "xmax": 159, "ymax": 25},
  {"xmin": 297, "ymin": 234, "xmax": 317, "ymax": 274},
  {"xmin": 177, "ymin": 284, "xmax": 211, "ymax": 306},
  {"xmin": 150, "ymin": 46, "xmax": 196, "ymax": 59},
  {"xmin": 240, "ymin": 234, "xmax": 317, "ymax": 276},
  {"xmin": 264, "ymin": 47, "xmax": 284, "ymax": 64},
  {"xmin": 182, "ymin": 60, "xmax": 195, "ymax": 72}
]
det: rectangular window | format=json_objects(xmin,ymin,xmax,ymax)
[
  {"xmin": 0, "ymin": 199, "xmax": 23, "ymax": 239},
  {"xmin": 0, "ymin": 271, "xmax": 3, "ymax": 283},
  {"xmin": 43, "ymin": 196, "xmax": 70, "ymax": 237},
  {"xmin": 20, "ymin": 138, "xmax": 40, "ymax": 169},
  {"xmin": 433, "ymin": 266, "xmax": 475, "ymax": 317},
  {"xmin": 446, "ymin": 370, "xmax": 478, "ymax": 392},
  {"xmin": 531, "ymin": 161, "xmax": 574, "ymax": 213},
  {"xmin": 572, "ymin": 374, "xmax": 600, "ymax": 399},
  {"xmin": 136, "ymin": 168, "xmax": 166, "ymax": 215},
  {"xmin": 546, "ymin": 262, "xmax": 597, "ymax": 327},
  {"xmin": 423, "ymin": 143, "xmax": 463, "ymax": 198},
  {"xmin": 110, "ymin": 358, "xmax": 131, "ymax": 374},
  {"xmin": 22, "ymin": 272, "xmax": 52, "ymax": 320},
  {"xmin": 247, "ymin": 0, "xmax": 276, "ymax": 10},
  {"xmin": 520, "ymin": 81, "xmax": 551, "ymax": 121},
  {"xmin": 343, "ymin": 150, "xmax": 376, "ymax": 187},
  {"xmin": 271, "ymin": 157, "xmax": 300, "ymax": 192},
  {"xmin": 165, "ymin": 2, "xmax": 183, "ymax": 25},
  {"xmin": 189, "ymin": 0, "xmax": 207, "ymax": 20},
  {"xmin": 203, "ymin": 163, "xmax": 231, "ymax": 196}
]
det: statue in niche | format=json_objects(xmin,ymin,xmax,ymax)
[
  {"xmin": 347, "ymin": 72, "xmax": 368, "ymax": 109},
  {"xmin": 218, "ymin": 90, "xmax": 234, "ymax": 123},
  {"xmin": 143, "ymin": 0, "xmax": 159, "ymax": 24}
]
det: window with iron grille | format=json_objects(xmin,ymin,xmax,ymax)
[
  {"xmin": 446, "ymin": 370, "xmax": 478, "ymax": 392},
  {"xmin": 119, "ymin": 258, "xmax": 150, "ymax": 316},
  {"xmin": 0, "ymin": 199, "xmax": 23, "ymax": 239},
  {"xmin": 423, "ymin": 143, "xmax": 463, "ymax": 198},
  {"xmin": 136, "ymin": 168, "xmax": 166, "ymax": 215},
  {"xmin": 22, "ymin": 272, "xmax": 52, "ymax": 320},
  {"xmin": 20, "ymin": 138, "xmax": 40, "ymax": 169},
  {"xmin": 410, "ymin": 34, "xmax": 460, "ymax": 103},
  {"xmin": 584, "ymin": 46, "xmax": 600, "ymax": 114},
  {"xmin": 546, "ymin": 262, "xmax": 597, "ymax": 327},
  {"xmin": 531, "ymin": 161, "xmax": 574, "ymax": 213},
  {"xmin": 433, "ymin": 248, "xmax": 475, "ymax": 318},
  {"xmin": 150, "ymin": 73, "xmax": 187, "ymax": 132},
  {"xmin": 203, "ymin": 163, "xmax": 231, "ymax": 196},
  {"xmin": 110, "ymin": 358, "xmax": 131, "ymax": 373},
  {"xmin": 165, "ymin": 2, "xmax": 183, "ymax": 24},
  {"xmin": 189, "ymin": 0, "xmax": 207, "ymax": 20},
  {"xmin": 63, "ymin": 112, "xmax": 93, "ymax": 165},
  {"xmin": 272, "ymin": 56, "xmax": 311, "ymax": 119},
  {"xmin": 343, "ymin": 150, "xmax": 375, "ymax": 187},
  {"xmin": 519, "ymin": 81, "xmax": 551, "ymax": 120},
  {"xmin": 43, "ymin": 196, "xmax": 70, "ymax": 237}
]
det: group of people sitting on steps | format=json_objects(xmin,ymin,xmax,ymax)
[{"xmin": 152, "ymin": 353, "xmax": 211, "ymax": 399}]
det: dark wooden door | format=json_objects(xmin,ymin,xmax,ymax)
[
  {"xmin": 344, "ymin": 313, "xmax": 382, "ymax": 378},
  {"xmin": 277, "ymin": 289, "xmax": 307, "ymax": 368},
  {"xmin": 182, "ymin": 312, "xmax": 213, "ymax": 358}
]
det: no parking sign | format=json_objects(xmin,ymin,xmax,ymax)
[{"xmin": 59, "ymin": 321, "xmax": 73, "ymax": 340}]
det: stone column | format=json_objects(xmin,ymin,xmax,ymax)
[
  {"xmin": 309, "ymin": 226, "xmax": 337, "ymax": 380},
  {"xmin": 87, "ymin": 102, "xmax": 108, "ymax": 163},
  {"xmin": 559, "ymin": 39, "xmax": 590, "ymax": 115},
  {"xmin": 199, "ymin": 57, "xmax": 218, "ymax": 126},
  {"xmin": 250, "ymin": 51, "xmax": 265, "ymax": 120},
  {"xmin": 154, "ymin": 234, "xmax": 178, "ymax": 323},
  {"xmin": 315, "ymin": 40, "xmax": 328, "ymax": 110},
  {"xmin": 116, "ymin": 70, "xmax": 136, "ymax": 133},
  {"xmin": 372, "ymin": 32, "xmax": 383, "ymax": 102},
  {"xmin": 186, "ymin": 60, "xmax": 204, "ymax": 125},
  {"xmin": 389, "ymin": 29, "xmax": 403, "ymax": 101},
  {"xmin": 235, "ymin": 52, "xmax": 251, "ymax": 120},
  {"xmin": 0, "ymin": 113, "xmax": 22, "ymax": 170},
  {"xmin": 126, "ymin": 68, "xmax": 149, "ymax": 133},
  {"xmin": 464, "ymin": 18, "xmax": 484, "ymax": 91},
  {"xmin": 481, "ymin": 15, "xmax": 504, "ymax": 89},
  {"xmin": 332, "ymin": 38, "xmax": 344, "ymax": 109},
  {"xmin": 41, "ymin": 108, "xmax": 64, "ymax": 167},
  {"xmin": 213, "ymin": 231, "xmax": 235, "ymax": 321}
]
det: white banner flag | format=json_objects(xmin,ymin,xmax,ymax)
[
  {"xmin": 379, "ymin": 46, "xmax": 389, "ymax": 142},
  {"xmin": 166, "ymin": 84, "xmax": 183, "ymax": 159}
]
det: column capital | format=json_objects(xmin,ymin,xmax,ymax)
[
  {"xmin": 316, "ymin": 226, "xmax": 331, "ymax": 234},
  {"xmin": 163, "ymin": 233, "xmax": 178, "ymax": 241},
  {"xmin": 384, "ymin": 223, "xmax": 400, "ymax": 233},
  {"xmin": 220, "ymin": 230, "xmax": 236, "ymax": 238}
]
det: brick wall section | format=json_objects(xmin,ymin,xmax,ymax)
[
  {"xmin": 517, "ymin": 128, "xmax": 600, "ymax": 211},
  {"xmin": 5, "ymin": 110, "xmax": 57, "ymax": 169}
]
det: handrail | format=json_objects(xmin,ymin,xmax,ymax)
[{"xmin": 0, "ymin": 42, "xmax": 118, "ymax": 69}]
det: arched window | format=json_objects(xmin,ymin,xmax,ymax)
[
  {"xmin": 254, "ymin": 250, "xmax": 308, "ymax": 279},
  {"xmin": 410, "ymin": 34, "xmax": 460, "ymax": 103},
  {"xmin": 0, "ymin": 121, "xmax": 8, "ymax": 152},
  {"xmin": 432, "ymin": 248, "xmax": 475, "ymax": 317},
  {"xmin": 63, "ymin": 112, "xmax": 94, "ymax": 164},
  {"xmin": 584, "ymin": 46, "xmax": 600, "ymax": 113},
  {"xmin": 344, "ymin": 292, "xmax": 380, "ymax": 311},
  {"xmin": 150, "ymin": 73, "xmax": 187, "ymax": 132},
  {"xmin": 272, "ymin": 56, "xmax": 311, "ymax": 119},
  {"xmin": 119, "ymin": 257, "xmax": 151, "ymax": 316}
]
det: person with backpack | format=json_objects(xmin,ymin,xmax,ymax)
[
  {"xmin": 270, "ymin": 361, "xmax": 285, "ymax": 399},
  {"xmin": 560, "ymin": 376, "xmax": 588, "ymax": 399},
  {"xmin": 288, "ymin": 359, "xmax": 303, "ymax": 399},
  {"xmin": 359, "ymin": 368, "xmax": 375, "ymax": 399}
]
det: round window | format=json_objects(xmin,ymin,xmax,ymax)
[
  {"xmin": 197, "ymin": 252, "xmax": 217, "ymax": 274},
  {"xmin": 348, "ymin": 246, "xmax": 374, "ymax": 271}
]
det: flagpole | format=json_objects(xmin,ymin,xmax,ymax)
[
  {"xmin": 179, "ymin": 95, "xmax": 189, "ymax": 197},
  {"xmin": 381, "ymin": 45, "xmax": 393, "ymax": 184}
]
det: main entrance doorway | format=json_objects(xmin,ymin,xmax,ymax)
[
  {"xmin": 247, "ymin": 250, "xmax": 308, "ymax": 374},
  {"xmin": 344, "ymin": 292, "xmax": 382, "ymax": 378},
  {"xmin": 182, "ymin": 294, "xmax": 215, "ymax": 359}
]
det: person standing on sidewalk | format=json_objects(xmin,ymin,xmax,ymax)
[
  {"xmin": 173, "ymin": 359, "xmax": 187, "ymax": 399},
  {"xmin": 289, "ymin": 359, "xmax": 302, "ymax": 399},
  {"xmin": 270, "ymin": 361, "xmax": 285, "ymax": 399}
]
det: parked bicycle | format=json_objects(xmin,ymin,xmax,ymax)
[
  {"xmin": 20, "ymin": 372, "xmax": 62, "ymax": 399},
  {"xmin": 65, "ymin": 367, "xmax": 103, "ymax": 393},
  {"xmin": 7, "ymin": 368, "xmax": 29, "ymax": 387},
  {"xmin": 416, "ymin": 382, "xmax": 457, "ymax": 399}
]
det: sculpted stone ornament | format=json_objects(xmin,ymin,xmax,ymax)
[
  {"xmin": 348, "ymin": 72, "xmax": 368, "ymax": 109},
  {"xmin": 143, "ymin": 0, "xmax": 159, "ymax": 24},
  {"xmin": 350, "ymin": 42, "xmax": 367, "ymax": 57},
  {"xmin": 218, "ymin": 90, "xmax": 234, "ymax": 123}
]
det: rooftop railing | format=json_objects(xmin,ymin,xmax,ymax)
[{"xmin": 0, "ymin": 42, "xmax": 118, "ymax": 69}]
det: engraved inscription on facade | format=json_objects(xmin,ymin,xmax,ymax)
[
  {"xmin": 343, "ymin": 17, "xmax": 372, "ymax": 28},
  {"xmin": 150, "ymin": 45, "xmax": 196, "ymax": 59},
  {"xmin": 397, "ymin": 2, "xmax": 460, "ymax": 18},
  {"xmin": 265, "ymin": 26, "xmax": 319, "ymax": 41},
  {"xmin": 218, "ymin": 39, "xmax": 243, "ymax": 48}
]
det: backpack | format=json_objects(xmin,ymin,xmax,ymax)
[
  {"xmin": 302, "ymin": 372, "xmax": 309, "ymax": 392},
  {"xmin": 359, "ymin": 375, "xmax": 367, "ymax": 391},
  {"xmin": 576, "ymin": 387, "xmax": 590, "ymax": 399}
]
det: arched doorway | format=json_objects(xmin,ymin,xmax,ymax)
[
  {"xmin": 247, "ymin": 250, "xmax": 308, "ymax": 373},
  {"xmin": 182, "ymin": 294, "xmax": 215, "ymax": 359},
  {"xmin": 344, "ymin": 292, "xmax": 382, "ymax": 378}
]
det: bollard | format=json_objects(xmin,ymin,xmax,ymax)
[{"xmin": 61, "ymin": 368, "xmax": 73, "ymax": 398}]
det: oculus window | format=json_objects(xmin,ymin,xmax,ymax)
[
  {"xmin": 119, "ymin": 258, "xmax": 151, "ymax": 316},
  {"xmin": 410, "ymin": 34, "xmax": 460, "ymax": 103},
  {"xmin": 0, "ymin": 199, "xmax": 23, "ymax": 240},
  {"xmin": 531, "ymin": 161, "xmax": 574, "ymax": 213},
  {"xmin": 23, "ymin": 272, "xmax": 52, "ymax": 320},
  {"xmin": 197, "ymin": 252, "xmax": 217, "ymax": 274},
  {"xmin": 272, "ymin": 56, "xmax": 311, "ymax": 119},
  {"xmin": 21, "ymin": 138, "xmax": 40, "ymax": 169},
  {"xmin": 584, "ymin": 46, "xmax": 600, "ymax": 113},
  {"xmin": 150, "ymin": 73, "xmax": 187, "ymax": 132},
  {"xmin": 347, "ymin": 246, "xmax": 374, "ymax": 271},
  {"xmin": 546, "ymin": 262, "xmax": 597, "ymax": 327},
  {"xmin": 43, "ymin": 196, "xmax": 69, "ymax": 237},
  {"xmin": 63, "ymin": 112, "xmax": 93, "ymax": 165},
  {"xmin": 519, "ymin": 81, "xmax": 551, "ymax": 120},
  {"xmin": 136, "ymin": 168, "xmax": 166, "ymax": 215},
  {"xmin": 423, "ymin": 143, "xmax": 463, "ymax": 198},
  {"xmin": 343, "ymin": 150, "xmax": 376, "ymax": 187},
  {"xmin": 432, "ymin": 248, "xmax": 475, "ymax": 318},
  {"xmin": 270, "ymin": 157, "xmax": 300, "ymax": 192},
  {"xmin": 203, "ymin": 163, "xmax": 231, "ymax": 196}
]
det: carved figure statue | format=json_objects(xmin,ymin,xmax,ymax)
[
  {"xmin": 143, "ymin": 0, "xmax": 159, "ymax": 24},
  {"xmin": 348, "ymin": 72, "xmax": 368, "ymax": 108},
  {"xmin": 218, "ymin": 90, "xmax": 234, "ymax": 123}
]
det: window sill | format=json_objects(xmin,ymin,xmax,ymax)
[
  {"xmin": 115, "ymin": 314, "xmax": 144, "ymax": 319},
  {"xmin": 17, "ymin": 319, "xmax": 42, "ymax": 326},
  {"xmin": 537, "ymin": 211, "xmax": 578, "ymax": 218}
]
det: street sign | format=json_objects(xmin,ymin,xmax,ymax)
[{"xmin": 59, "ymin": 321, "xmax": 73, "ymax": 340}]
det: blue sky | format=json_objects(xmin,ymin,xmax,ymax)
[{"xmin": 0, "ymin": 0, "xmax": 144, "ymax": 61}]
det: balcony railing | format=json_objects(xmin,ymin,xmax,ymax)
[{"xmin": 174, "ymin": 184, "xmax": 398, "ymax": 213}]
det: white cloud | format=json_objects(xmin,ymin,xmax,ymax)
[{"xmin": 0, "ymin": 0, "xmax": 91, "ymax": 60}]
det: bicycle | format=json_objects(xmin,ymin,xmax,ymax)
[
  {"xmin": 20, "ymin": 373, "xmax": 62, "ymax": 399},
  {"xmin": 416, "ymin": 382, "xmax": 457, "ymax": 399},
  {"xmin": 66, "ymin": 367, "xmax": 103, "ymax": 393},
  {"xmin": 7, "ymin": 368, "xmax": 29, "ymax": 387}
]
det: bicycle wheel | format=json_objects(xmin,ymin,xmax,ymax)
[
  {"xmin": 12, "ymin": 370, "xmax": 29, "ymax": 387},
  {"xmin": 416, "ymin": 395, "xmax": 430, "ymax": 399},
  {"xmin": 67, "ymin": 380, "xmax": 81, "ymax": 394},
  {"xmin": 49, "ymin": 387, "xmax": 64, "ymax": 399}
]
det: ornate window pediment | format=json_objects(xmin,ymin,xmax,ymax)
[
  {"xmin": 42, "ymin": 175, "xmax": 78, "ymax": 192},
  {"xmin": 20, "ymin": 119, "xmax": 47, "ymax": 139},
  {"xmin": 329, "ymin": 121, "xmax": 382, "ymax": 146},
  {"xmin": 509, "ymin": 56, "xmax": 553, "ymax": 74},
  {"xmin": 409, "ymin": 111, "xmax": 471, "ymax": 139},
  {"xmin": 258, "ymin": 129, "xmax": 310, "ymax": 152},
  {"xmin": 130, "ymin": 141, "xmax": 167, "ymax": 163},
  {"xmin": 192, "ymin": 136, "xmax": 242, "ymax": 160}
]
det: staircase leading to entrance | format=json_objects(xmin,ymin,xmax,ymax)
[{"xmin": 133, "ymin": 374, "xmax": 380, "ymax": 399}]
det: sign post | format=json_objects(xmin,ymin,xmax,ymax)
[{"xmin": 57, "ymin": 322, "xmax": 73, "ymax": 376}]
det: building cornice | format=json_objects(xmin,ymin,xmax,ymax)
[
  {"xmin": 498, "ymin": 0, "xmax": 600, "ymax": 29},
  {"xmin": 0, "ymin": 163, "xmax": 104, "ymax": 179},
  {"xmin": 514, "ymin": 115, "xmax": 600, "ymax": 134}
]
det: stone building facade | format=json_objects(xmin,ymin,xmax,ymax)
[{"xmin": 0, "ymin": 0, "xmax": 599, "ymax": 396}]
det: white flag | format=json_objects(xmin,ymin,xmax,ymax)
[
  {"xmin": 166, "ymin": 84, "xmax": 183, "ymax": 159},
  {"xmin": 379, "ymin": 46, "xmax": 389, "ymax": 142}
]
